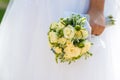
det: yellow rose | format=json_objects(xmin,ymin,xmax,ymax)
[
  {"xmin": 64, "ymin": 45, "xmax": 81, "ymax": 59},
  {"xmin": 75, "ymin": 31, "xmax": 82, "ymax": 39},
  {"xmin": 66, "ymin": 40, "xmax": 73, "ymax": 47},
  {"xmin": 54, "ymin": 47, "xmax": 62, "ymax": 54},
  {"xmin": 58, "ymin": 38, "xmax": 67, "ymax": 45}
]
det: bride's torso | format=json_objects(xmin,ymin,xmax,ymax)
[{"xmin": 1, "ymin": 0, "xmax": 117, "ymax": 31}]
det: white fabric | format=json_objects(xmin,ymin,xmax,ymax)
[{"xmin": 0, "ymin": 0, "xmax": 120, "ymax": 80}]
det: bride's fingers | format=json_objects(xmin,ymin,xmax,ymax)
[
  {"xmin": 91, "ymin": 24, "xmax": 105, "ymax": 35},
  {"xmin": 98, "ymin": 25, "xmax": 105, "ymax": 34},
  {"xmin": 91, "ymin": 24, "xmax": 98, "ymax": 35}
]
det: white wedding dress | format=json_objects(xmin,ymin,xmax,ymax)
[{"xmin": 0, "ymin": 0, "xmax": 120, "ymax": 80}]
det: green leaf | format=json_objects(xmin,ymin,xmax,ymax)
[
  {"xmin": 78, "ymin": 43, "xmax": 85, "ymax": 48},
  {"xmin": 57, "ymin": 29, "xmax": 64, "ymax": 38}
]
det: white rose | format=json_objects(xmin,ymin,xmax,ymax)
[
  {"xmin": 80, "ymin": 30, "xmax": 89, "ymax": 39},
  {"xmin": 49, "ymin": 31, "xmax": 58, "ymax": 43},
  {"xmin": 63, "ymin": 25, "xmax": 75, "ymax": 39}
]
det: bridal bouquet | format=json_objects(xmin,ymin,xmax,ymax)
[{"xmin": 48, "ymin": 14, "xmax": 92, "ymax": 64}]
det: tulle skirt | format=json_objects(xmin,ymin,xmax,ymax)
[{"xmin": 0, "ymin": 0, "xmax": 120, "ymax": 80}]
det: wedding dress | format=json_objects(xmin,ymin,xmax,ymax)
[{"xmin": 0, "ymin": 0, "xmax": 120, "ymax": 80}]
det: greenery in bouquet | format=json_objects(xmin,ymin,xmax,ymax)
[{"xmin": 48, "ymin": 14, "xmax": 93, "ymax": 64}]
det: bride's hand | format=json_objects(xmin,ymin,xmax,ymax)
[
  {"xmin": 88, "ymin": 10, "xmax": 105, "ymax": 36},
  {"xmin": 88, "ymin": 0, "xmax": 105, "ymax": 36}
]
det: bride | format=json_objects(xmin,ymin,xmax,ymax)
[{"xmin": 0, "ymin": 0, "xmax": 119, "ymax": 80}]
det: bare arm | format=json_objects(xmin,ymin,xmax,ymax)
[
  {"xmin": 88, "ymin": 0, "xmax": 105, "ymax": 35},
  {"xmin": 89, "ymin": 0, "xmax": 105, "ymax": 12}
]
